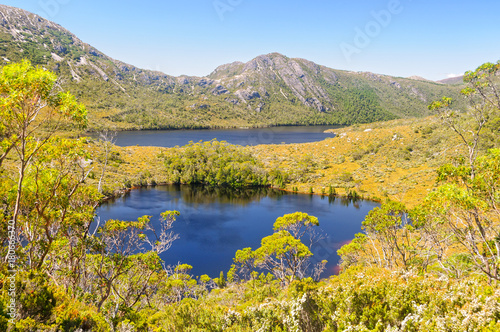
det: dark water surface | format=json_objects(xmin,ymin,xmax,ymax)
[
  {"xmin": 109, "ymin": 125, "xmax": 339, "ymax": 147},
  {"xmin": 96, "ymin": 185, "xmax": 378, "ymax": 278}
]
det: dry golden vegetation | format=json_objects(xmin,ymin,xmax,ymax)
[
  {"xmin": 3, "ymin": 60, "xmax": 500, "ymax": 331},
  {"xmin": 94, "ymin": 115, "xmax": 465, "ymax": 207},
  {"xmin": 253, "ymin": 116, "xmax": 466, "ymax": 206}
]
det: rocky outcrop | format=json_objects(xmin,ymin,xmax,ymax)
[
  {"xmin": 235, "ymin": 88, "xmax": 261, "ymax": 102},
  {"xmin": 208, "ymin": 53, "xmax": 333, "ymax": 112},
  {"xmin": 0, "ymin": 4, "xmax": 465, "ymax": 126}
]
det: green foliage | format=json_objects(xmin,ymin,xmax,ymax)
[
  {"xmin": 87, "ymin": 211, "xmax": 179, "ymax": 313},
  {"xmin": 338, "ymin": 171, "xmax": 354, "ymax": 183},
  {"xmin": 273, "ymin": 212, "xmax": 319, "ymax": 239},
  {"xmin": 347, "ymin": 189, "xmax": 360, "ymax": 200},
  {"xmin": 175, "ymin": 264, "xmax": 193, "ymax": 273},
  {"xmin": 2, "ymin": 57, "xmax": 500, "ymax": 330},
  {"xmin": 334, "ymin": 86, "xmax": 397, "ymax": 124},
  {"xmin": 214, "ymin": 271, "xmax": 227, "ymax": 289},
  {"xmin": 0, "ymin": 60, "xmax": 90, "ymax": 252},
  {"xmin": 337, "ymin": 233, "xmax": 368, "ymax": 270},
  {"xmin": 0, "ymin": 60, "xmax": 87, "ymax": 133},
  {"xmin": 328, "ymin": 185, "xmax": 336, "ymax": 196},
  {"xmin": 417, "ymin": 149, "xmax": 500, "ymax": 281},
  {"xmin": 16, "ymin": 273, "xmax": 56, "ymax": 322},
  {"xmin": 138, "ymin": 267, "xmax": 500, "ymax": 332},
  {"xmin": 233, "ymin": 212, "xmax": 322, "ymax": 284},
  {"xmin": 163, "ymin": 139, "xmax": 282, "ymax": 188},
  {"xmin": 0, "ymin": 271, "xmax": 108, "ymax": 331},
  {"xmin": 255, "ymin": 231, "xmax": 313, "ymax": 261},
  {"xmin": 145, "ymin": 299, "xmax": 227, "ymax": 331}
]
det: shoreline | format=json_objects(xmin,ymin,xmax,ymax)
[
  {"xmin": 99, "ymin": 181, "xmax": 382, "ymax": 206},
  {"xmin": 85, "ymin": 123, "xmax": 346, "ymax": 134}
]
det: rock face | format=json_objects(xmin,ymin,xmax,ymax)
[
  {"xmin": 0, "ymin": 4, "xmax": 465, "ymax": 129},
  {"xmin": 208, "ymin": 53, "xmax": 332, "ymax": 112}
]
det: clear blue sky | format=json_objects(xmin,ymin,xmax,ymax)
[{"xmin": 3, "ymin": 0, "xmax": 500, "ymax": 80}]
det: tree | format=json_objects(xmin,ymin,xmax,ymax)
[
  {"xmin": 428, "ymin": 61, "xmax": 500, "ymax": 179},
  {"xmin": 96, "ymin": 129, "xmax": 117, "ymax": 194},
  {"xmin": 418, "ymin": 149, "xmax": 500, "ymax": 282},
  {"xmin": 0, "ymin": 60, "xmax": 87, "ymax": 263},
  {"xmin": 361, "ymin": 200, "xmax": 420, "ymax": 269},
  {"xmin": 273, "ymin": 211, "xmax": 320, "ymax": 246},
  {"xmin": 423, "ymin": 61, "xmax": 500, "ymax": 282},
  {"xmin": 253, "ymin": 230, "xmax": 313, "ymax": 283},
  {"xmin": 337, "ymin": 233, "xmax": 368, "ymax": 270},
  {"xmin": 234, "ymin": 247, "xmax": 256, "ymax": 280},
  {"xmin": 233, "ymin": 212, "xmax": 325, "ymax": 284},
  {"xmin": 19, "ymin": 137, "xmax": 100, "ymax": 275},
  {"xmin": 87, "ymin": 211, "xmax": 179, "ymax": 313},
  {"xmin": 162, "ymin": 139, "xmax": 272, "ymax": 188}
]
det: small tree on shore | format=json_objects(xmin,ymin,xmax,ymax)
[{"xmin": 233, "ymin": 212, "xmax": 326, "ymax": 284}]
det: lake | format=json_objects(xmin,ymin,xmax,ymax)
[
  {"xmin": 108, "ymin": 125, "xmax": 339, "ymax": 147},
  {"xmin": 96, "ymin": 185, "xmax": 378, "ymax": 278}
]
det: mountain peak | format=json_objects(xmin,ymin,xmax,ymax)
[
  {"xmin": 0, "ymin": 4, "xmax": 466, "ymax": 130},
  {"xmin": 407, "ymin": 75, "xmax": 433, "ymax": 82},
  {"xmin": 0, "ymin": 4, "xmax": 70, "ymax": 39}
]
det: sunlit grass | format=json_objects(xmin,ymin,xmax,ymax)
[{"xmin": 92, "ymin": 116, "xmax": 466, "ymax": 207}]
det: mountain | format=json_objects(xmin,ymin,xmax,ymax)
[
  {"xmin": 437, "ymin": 76, "xmax": 464, "ymax": 85},
  {"xmin": 207, "ymin": 54, "xmax": 466, "ymax": 121},
  {"xmin": 407, "ymin": 75, "xmax": 434, "ymax": 83},
  {"xmin": 0, "ymin": 4, "xmax": 466, "ymax": 130}
]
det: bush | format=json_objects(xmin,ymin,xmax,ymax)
[{"xmin": 163, "ymin": 140, "xmax": 272, "ymax": 188}]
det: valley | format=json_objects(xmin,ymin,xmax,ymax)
[
  {"xmin": 0, "ymin": 4, "xmax": 466, "ymax": 131},
  {"xmin": 0, "ymin": 3, "xmax": 499, "ymax": 331}
]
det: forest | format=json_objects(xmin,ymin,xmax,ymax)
[{"xmin": 0, "ymin": 59, "xmax": 499, "ymax": 331}]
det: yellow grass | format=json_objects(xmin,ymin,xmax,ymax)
[{"xmin": 99, "ymin": 116, "xmax": 464, "ymax": 207}]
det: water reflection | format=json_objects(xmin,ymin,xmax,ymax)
[
  {"xmin": 156, "ymin": 184, "xmax": 286, "ymax": 205},
  {"xmin": 96, "ymin": 184, "xmax": 378, "ymax": 278}
]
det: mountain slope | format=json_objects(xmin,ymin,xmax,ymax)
[
  {"xmin": 0, "ymin": 5, "xmax": 466, "ymax": 130},
  {"xmin": 208, "ymin": 53, "xmax": 467, "ymax": 122},
  {"xmin": 437, "ymin": 76, "xmax": 464, "ymax": 85}
]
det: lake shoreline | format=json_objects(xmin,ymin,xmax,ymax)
[
  {"xmin": 89, "ymin": 125, "xmax": 340, "ymax": 148},
  {"xmin": 85, "ymin": 122, "xmax": 346, "ymax": 134},
  {"xmin": 96, "ymin": 183, "xmax": 380, "ymax": 278},
  {"xmin": 99, "ymin": 181, "xmax": 381, "ymax": 206}
]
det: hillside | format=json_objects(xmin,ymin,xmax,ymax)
[
  {"xmin": 208, "ymin": 54, "xmax": 465, "ymax": 121},
  {"xmin": 0, "ymin": 4, "xmax": 467, "ymax": 130},
  {"xmin": 1, "ymin": 6, "xmax": 500, "ymax": 329},
  {"xmin": 437, "ymin": 75, "xmax": 465, "ymax": 85}
]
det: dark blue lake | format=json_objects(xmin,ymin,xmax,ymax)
[
  {"xmin": 110, "ymin": 125, "xmax": 339, "ymax": 147},
  {"xmin": 96, "ymin": 185, "xmax": 378, "ymax": 278}
]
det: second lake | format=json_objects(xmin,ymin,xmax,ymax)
[{"xmin": 107, "ymin": 125, "xmax": 339, "ymax": 147}]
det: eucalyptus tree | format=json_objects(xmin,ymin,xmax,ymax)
[
  {"xmin": 422, "ymin": 62, "xmax": 500, "ymax": 281},
  {"xmin": 0, "ymin": 60, "xmax": 87, "ymax": 233},
  {"xmin": 418, "ymin": 149, "xmax": 500, "ymax": 282},
  {"xmin": 87, "ymin": 211, "xmax": 179, "ymax": 313},
  {"xmin": 0, "ymin": 60, "xmax": 93, "ymax": 277},
  {"xmin": 428, "ymin": 61, "xmax": 500, "ymax": 179},
  {"xmin": 233, "ymin": 212, "xmax": 325, "ymax": 284}
]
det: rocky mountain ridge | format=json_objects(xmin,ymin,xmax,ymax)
[{"xmin": 0, "ymin": 4, "xmax": 465, "ymax": 130}]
